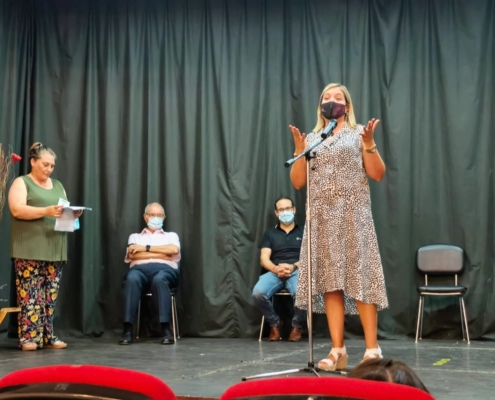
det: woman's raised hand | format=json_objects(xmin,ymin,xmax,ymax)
[
  {"xmin": 289, "ymin": 125, "xmax": 307, "ymax": 155},
  {"xmin": 360, "ymin": 118, "xmax": 380, "ymax": 146}
]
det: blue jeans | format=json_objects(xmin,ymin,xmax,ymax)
[{"xmin": 252, "ymin": 269, "xmax": 307, "ymax": 329}]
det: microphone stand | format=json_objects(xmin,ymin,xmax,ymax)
[{"xmin": 242, "ymin": 120, "xmax": 346, "ymax": 381}]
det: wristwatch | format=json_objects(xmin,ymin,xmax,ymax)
[{"xmin": 146, "ymin": 245, "xmax": 150, "ymax": 252}]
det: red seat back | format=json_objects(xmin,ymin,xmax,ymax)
[
  {"xmin": 0, "ymin": 364, "xmax": 176, "ymax": 400},
  {"xmin": 220, "ymin": 377, "xmax": 435, "ymax": 400}
]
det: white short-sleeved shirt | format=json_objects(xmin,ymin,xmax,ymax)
[{"xmin": 125, "ymin": 228, "xmax": 181, "ymax": 269}]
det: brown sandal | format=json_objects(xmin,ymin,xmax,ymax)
[
  {"xmin": 44, "ymin": 340, "xmax": 67, "ymax": 349},
  {"xmin": 21, "ymin": 342, "xmax": 38, "ymax": 351}
]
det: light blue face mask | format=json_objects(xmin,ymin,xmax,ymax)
[
  {"xmin": 278, "ymin": 211, "xmax": 295, "ymax": 225},
  {"xmin": 147, "ymin": 217, "xmax": 164, "ymax": 231}
]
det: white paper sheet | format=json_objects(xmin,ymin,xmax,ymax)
[{"xmin": 54, "ymin": 198, "xmax": 92, "ymax": 232}]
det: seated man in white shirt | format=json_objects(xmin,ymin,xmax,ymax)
[{"xmin": 119, "ymin": 202, "xmax": 181, "ymax": 345}]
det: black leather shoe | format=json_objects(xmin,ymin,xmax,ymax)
[
  {"xmin": 119, "ymin": 332, "xmax": 133, "ymax": 345},
  {"xmin": 161, "ymin": 329, "xmax": 174, "ymax": 345}
]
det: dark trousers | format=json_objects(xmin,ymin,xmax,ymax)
[{"xmin": 123, "ymin": 263, "xmax": 179, "ymax": 324}]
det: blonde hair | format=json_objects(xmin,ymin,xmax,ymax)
[
  {"xmin": 29, "ymin": 142, "xmax": 56, "ymax": 161},
  {"xmin": 313, "ymin": 83, "xmax": 358, "ymax": 132}
]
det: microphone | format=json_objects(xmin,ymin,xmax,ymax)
[{"xmin": 321, "ymin": 119, "xmax": 337, "ymax": 139}]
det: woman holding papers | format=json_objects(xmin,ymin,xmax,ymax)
[{"xmin": 8, "ymin": 142, "xmax": 82, "ymax": 351}]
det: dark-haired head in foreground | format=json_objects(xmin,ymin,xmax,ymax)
[{"xmin": 348, "ymin": 358, "xmax": 430, "ymax": 394}]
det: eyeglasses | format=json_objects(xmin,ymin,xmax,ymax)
[
  {"xmin": 276, "ymin": 207, "xmax": 294, "ymax": 213},
  {"xmin": 146, "ymin": 213, "xmax": 165, "ymax": 218}
]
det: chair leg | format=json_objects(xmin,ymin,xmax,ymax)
[
  {"xmin": 0, "ymin": 308, "xmax": 21, "ymax": 326},
  {"xmin": 136, "ymin": 300, "xmax": 141, "ymax": 339},
  {"xmin": 459, "ymin": 297, "xmax": 466, "ymax": 341},
  {"xmin": 460, "ymin": 297, "xmax": 470, "ymax": 344},
  {"xmin": 415, "ymin": 296, "xmax": 423, "ymax": 343},
  {"xmin": 173, "ymin": 295, "xmax": 180, "ymax": 339},
  {"xmin": 419, "ymin": 296, "xmax": 425, "ymax": 340},
  {"xmin": 171, "ymin": 295, "xmax": 177, "ymax": 342}
]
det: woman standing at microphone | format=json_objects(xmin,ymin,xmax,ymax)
[{"xmin": 289, "ymin": 83, "xmax": 388, "ymax": 371}]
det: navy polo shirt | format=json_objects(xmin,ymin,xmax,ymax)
[{"xmin": 261, "ymin": 224, "xmax": 304, "ymax": 265}]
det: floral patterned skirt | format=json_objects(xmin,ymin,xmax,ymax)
[{"xmin": 14, "ymin": 258, "xmax": 65, "ymax": 348}]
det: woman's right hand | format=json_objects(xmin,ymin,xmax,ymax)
[
  {"xmin": 289, "ymin": 125, "xmax": 307, "ymax": 155},
  {"xmin": 289, "ymin": 125, "xmax": 309, "ymax": 190},
  {"xmin": 45, "ymin": 205, "xmax": 64, "ymax": 218}
]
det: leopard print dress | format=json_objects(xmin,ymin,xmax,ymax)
[{"xmin": 295, "ymin": 123, "xmax": 388, "ymax": 315}]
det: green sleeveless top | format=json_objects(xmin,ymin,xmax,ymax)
[{"xmin": 10, "ymin": 176, "xmax": 68, "ymax": 261}]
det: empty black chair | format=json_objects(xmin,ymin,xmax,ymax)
[{"xmin": 415, "ymin": 244, "xmax": 469, "ymax": 343}]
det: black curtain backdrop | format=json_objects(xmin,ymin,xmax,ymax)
[{"xmin": 0, "ymin": 0, "xmax": 494, "ymax": 340}]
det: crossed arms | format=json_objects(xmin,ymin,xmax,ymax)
[{"xmin": 127, "ymin": 243, "xmax": 180, "ymax": 261}]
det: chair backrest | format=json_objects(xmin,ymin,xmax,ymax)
[
  {"xmin": 417, "ymin": 244, "xmax": 464, "ymax": 275},
  {"xmin": 0, "ymin": 365, "xmax": 176, "ymax": 400},
  {"xmin": 220, "ymin": 377, "xmax": 435, "ymax": 400}
]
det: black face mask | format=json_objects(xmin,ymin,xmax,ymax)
[{"xmin": 321, "ymin": 101, "xmax": 346, "ymax": 120}]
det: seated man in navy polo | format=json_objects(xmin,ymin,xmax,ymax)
[
  {"xmin": 252, "ymin": 196, "xmax": 307, "ymax": 342},
  {"xmin": 119, "ymin": 202, "xmax": 181, "ymax": 345}
]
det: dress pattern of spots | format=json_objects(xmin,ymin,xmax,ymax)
[{"xmin": 295, "ymin": 123, "xmax": 388, "ymax": 315}]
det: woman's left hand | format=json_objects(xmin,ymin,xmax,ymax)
[
  {"xmin": 73, "ymin": 210, "xmax": 83, "ymax": 218},
  {"xmin": 360, "ymin": 118, "xmax": 380, "ymax": 146}
]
